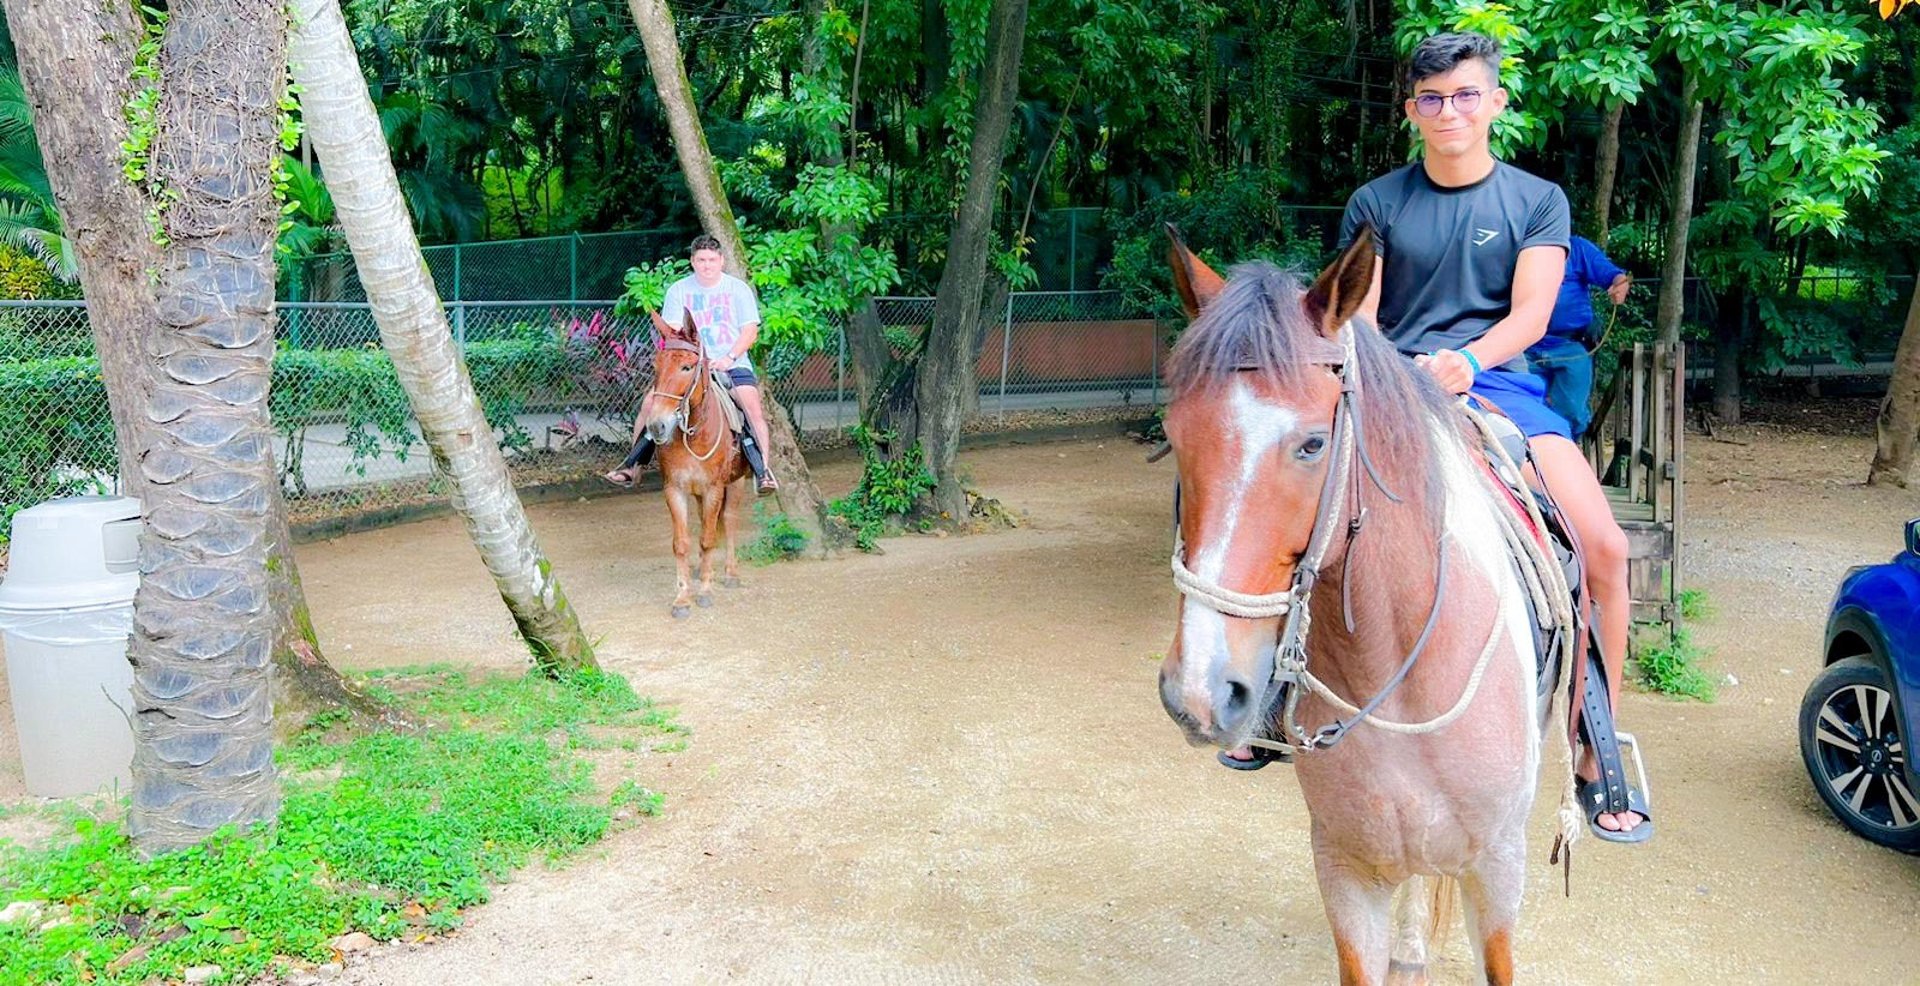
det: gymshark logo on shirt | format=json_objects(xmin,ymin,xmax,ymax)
[{"xmin": 1473, "ymin": 228, "xmax": 1500, "ymax": 246}]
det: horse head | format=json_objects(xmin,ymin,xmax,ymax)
[
  {"xmin": 641, "ymin": 308, "xmax": 706, "ymax": 444},
  {"xmin": 1156, "ymin": 226, "xmax": 1376, "ymax": 748}
]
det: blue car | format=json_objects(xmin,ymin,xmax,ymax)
[{"xmin": 1800, "ymin": 518, "xmax": 1920, "ymax": 853}]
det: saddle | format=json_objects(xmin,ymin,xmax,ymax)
[
  {"xmin": 1466, "ymin": 399, "xmax": 1654, "ymax": 862},
  {"xmin": 709, "ymin": 370, "xmax": 747, "ymax": 436}
]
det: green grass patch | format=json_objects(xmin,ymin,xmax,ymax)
[
  {"xmin": 0, "ymin": 667, "xmax": 684, "ymax": 986},
  {"xmin": 740, "ymin": 501, "xmax": 810, "ymax": 564},
  {"xmin": 1678, "ymin": 587, "xmax": 1711, "ymax": 622},
  {"xmin": 1631, "ymin": 625, "xmax": 1717, "ymax": 701}
]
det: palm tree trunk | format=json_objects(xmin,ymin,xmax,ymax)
[
  {"xmin": 627, "ymin": 0, "xmax": 836, "ymax": 543},
  {"xmin": 4, "ymin": 0, "xmax": 396, "ymax": 742},
  {"xmin": 120, "ymin": 0, "xmax": 292, "ymax": 854},
  {"xmin": 290, "ymin": 0, "xmax": 597, "ymax": 675},
  {"xmin": 916, "ymin": 0, "xmax": 1030, "ymax": 520},
  {"xmin": 1870, "ymin": 278, "xmax": 1920, "ymax": 486}
]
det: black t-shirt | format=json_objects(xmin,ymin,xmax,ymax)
[{"xmin": 1338, "ymin": 161, "xmax": 1571, "ymax": 372}]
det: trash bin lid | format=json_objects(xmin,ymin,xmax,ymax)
[{"xmin": 0, "ymin": 496, "xmax": 141, "ymax": 612}]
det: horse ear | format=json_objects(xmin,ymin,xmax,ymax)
[
  {"xmin": 680, "ymin": 309, "xmax": 699, "ymax": 340},
  {"xmin": 648, "ymin": 308, "xmax": 675, "ymax": 338},
  {"xmin": 1303, "ymin": 225, "xmax": 1376, "ymax": 337},
  {"xmin": 1165, "ymin": 223, "xmax": 1224, "ymax": 320}
]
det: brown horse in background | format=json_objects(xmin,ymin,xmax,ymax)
[
  {"xmin": 1157, "ymin": 231, "xmax": 1563, "ymax": 985},
  {"xmin": 642, "ymin": 310, "xmax": 748, "ymax": 618}
]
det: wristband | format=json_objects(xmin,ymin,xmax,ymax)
[{"xmin": 1458, "ymin": 349, "xmax": 1483, "ymax": 375}]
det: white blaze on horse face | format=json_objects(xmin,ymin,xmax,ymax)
[{"xmin": 1178, "ymin": 380, "xmax": 1299, "ymax": 709}]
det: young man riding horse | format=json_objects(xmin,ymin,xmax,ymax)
[
  {"xmin": 1218, "ymin": 32, "xmax": 1649, "ymax": 843},
  {"xmin": 605, "ymin": 234, "xmax": 781, "ymax": 495}
]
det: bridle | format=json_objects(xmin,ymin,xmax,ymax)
[
  {"xmin": 648, "ymin": 336, "xmax": 724, "ymax": 461},
  {"xmin": 1169, "ymin": 324, "xmax": 1467, "ymax": 755}
]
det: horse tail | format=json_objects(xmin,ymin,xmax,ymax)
[{"xmin": 1424, "ymin": 875, "xmax": 1458, "ymax": 953}]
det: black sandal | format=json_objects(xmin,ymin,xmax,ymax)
[{"xmin": 1574, "ymin": 639, "xmax": 1654, "ymax": 844}]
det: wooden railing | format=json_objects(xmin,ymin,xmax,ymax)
[{"xmin": 1584, "ymin": 341, "xmax": 1686, "ymax": 626}]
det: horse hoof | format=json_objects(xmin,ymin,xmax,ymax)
[
  {"xmin": 722, "ymin": 576, "xmax": 742, "ymax": 589},
  {"xmin": 696, "ymin": 594, "xmax": 714, "ymax": 608},
  {"xmin": 671, "ymin": 605, "xmax": 691, "ymax": 620}
]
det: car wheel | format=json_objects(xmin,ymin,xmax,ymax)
[{"xmin": 1799, "ymin": 656, "xmax": 1920, "ymax": 853}]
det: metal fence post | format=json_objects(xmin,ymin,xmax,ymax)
[
  {"xmin": 1068, "ymin": 213, "xmax": 1078, "ymax": 292},
  {"xmin": 569, "ymin": 234, "xmax": 580, "ymax": 301},
  {"xmin": 998, "ymin": 293, "xmax": 1013, "ymax": 420},
  {"xmin": 454, "ymin": 300, "xmax": 466, "ymax": 347},
  {"xmin": 1150, "ymin": 320, "xmax": 1159, "ymax": 407},
  {"xmin": 835, "ymin": 324, "xmax": 846, "ymax": 434},
  {"xmin": 452, "ymin": 242, "xmax": 463, "ymax": 303}
]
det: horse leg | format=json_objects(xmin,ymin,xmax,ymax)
[
  {"xmin": 695, "ymin": 488, "xmax": 723, "ymax": 608},
  {"xmin": 665, "ymin": 486, "xmax": 695, "ymax": 618},
  {"xmin": 720, "ymin": 481, "xmax": 742, "ymax": 587},
  {"xmin": 1314, "ymin": 849, "xmax": 1396, "ymax": 986},
  {"xmin": 1460, "ymin": 847, "xmax": 1525, "ymax": 986},
  {"xmin": 1385, "ymin": 878, "xmax": 1432, "ymax": 985}
]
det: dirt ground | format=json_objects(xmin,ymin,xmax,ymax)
[{"xmin": 4, "ymin": 410, "xmax": 1920, "ymax": 983}]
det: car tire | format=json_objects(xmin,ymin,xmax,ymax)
[{"xmin": 1799, "ymin": 655, "xmax": 1920, "ymax": 853}]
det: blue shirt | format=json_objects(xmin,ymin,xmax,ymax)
[{"xmin": 1546, "ymin": 235, "xmax": 1626, "ymax": 338}]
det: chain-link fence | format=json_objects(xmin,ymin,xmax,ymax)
[
  {"xmin": 1, "ymin": 293, "xmax": 1174, "ymax": 539},
  {"xmin": 8, "ymin": 273, "xmax": 1910, "ymax": 540}
]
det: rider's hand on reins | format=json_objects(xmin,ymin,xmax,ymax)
[{"xmin": 1415, "ymin": 349, "xmax": 1476, "ymax": 395}]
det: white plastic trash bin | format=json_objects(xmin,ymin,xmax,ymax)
[{"xmin": 0, "ymin": 496, "xmax": 142, "ymax": 797}]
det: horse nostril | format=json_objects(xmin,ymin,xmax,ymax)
[{"xmin": 1224, "ymin": 678, "xmax": 1251, "ymax": 721}]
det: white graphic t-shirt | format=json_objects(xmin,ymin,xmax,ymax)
[{"xmin": 660, "ymin": 273, "xmax": 762, "ymax": 373}]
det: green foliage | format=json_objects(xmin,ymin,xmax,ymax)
[
  {"xmin": 0, "ymin": 668, "xmax": 682, "ymax": 986},
  {"xmin": 1678, "ymin": 587, "xmax": 1711, "ymax": 622},
  {"xmin": 1102, "ymin": 168, "xmax": 1326, "ymax": 319},
  {"xmin": 827, "ymin": 425, "xmax": 937, "ymax": 551},
  {"xmin": 0, "ymin": 332, "xmax": 571, "ymax": 517},
  {"xmin": 120, "ymin": 5, "xmax": 169, "ymax": 246},
  {"xmin": 741, "ymin": 500, "xmax": 810, "ymax": 564},
  {"xmin": 1632, "ymin": 624, "xmax": 1717, "ymax": 701}
]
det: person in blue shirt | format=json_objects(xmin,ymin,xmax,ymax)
[{"xmin": 1525, "ymin": 234, "xmax": 1630, "ymax": 439}]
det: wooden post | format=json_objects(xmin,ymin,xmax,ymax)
[
  {"xmin": 1629, "ymin": 344, "xmax": 1647, "ymax": 499},
  {"xmin": 1671, "ymin": 341, "xmax": 1687, "ymax": 629}
]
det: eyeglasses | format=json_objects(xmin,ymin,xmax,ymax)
[{"xmin": 1411, "ymin": 89, "xmax": 1482, "ymax": 118}]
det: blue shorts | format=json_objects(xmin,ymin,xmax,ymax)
[
  {"xmin": 726, "ymin": 367, "xmax": 759, "ymax": 388},
  {"xmin": 1470, "ymin": 369, "xmax": 1571, "ymax": 440}
]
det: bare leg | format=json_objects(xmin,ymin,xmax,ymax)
[
  {"xmin": 733, "ymin": 385, "xmax": 779, "ymax": 490},
  {"xmin": 664, "ymin": 486, "xmax": 694, "ymax": 617},
  {"xmin": 1528, "ymin": 434, "xmax": 1642, "ymax": 833}
]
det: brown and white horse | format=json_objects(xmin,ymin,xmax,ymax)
[
  {"xmin": 642, "ymin": 310, "xmax": 748, "ymax": 618},
  {"xmin": 1156, "ymin": 231, "xmax": 1553, "ymax": 985}
]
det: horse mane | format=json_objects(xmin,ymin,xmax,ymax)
[{"xmin": 1163, "ymin": 261, "xmax": 1462, "ymax": 526}]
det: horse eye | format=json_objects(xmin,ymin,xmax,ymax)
[{"xmin": 1295, "ymin": 435, "xmax": 1328, "ymax": 461}]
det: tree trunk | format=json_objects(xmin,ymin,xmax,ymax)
[
  {"xmin": 627, "ymin": 0, "xmax": 837, "ymax": 543},
  {"xmin": 7, "ymin": 0, "xmax": 395, "ymax": 756},
  {"xmin": 915, "ymin": 0, "xmax": 1029, "ymax": 520},
  {"xmin": 1870, "ymin": 277, "xmax": 1920, "ymax": 486},
  {"xmin": 1592, "ymin": 101, "xmax": 1624, "ymax": 244},
  {"xmin": 1654, "ymin": 79, "xmax": 1703, "ymax": 349},
  {"xmin": 116, "ymin": 0, "xmax": 290, "ymax": 854},
  {"xmin": 291, "ymin": 0, "xmax": 597, "ymax": 675},
  {"xmin": 1713, "ymin": 289, "xmax": 1745, "ymax": 424},
  {"xmin": 0, "ymin": 0, "xmax": 149, "ymax": 477}
]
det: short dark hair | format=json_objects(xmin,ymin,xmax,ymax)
[
  {"xmin": 689, "ymin": 234, "xmax": 724, "ymax": 255},
  {"xmin": 1406, "ymin": 32, "xmax": 1501, "ymax": 91}
]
